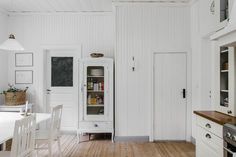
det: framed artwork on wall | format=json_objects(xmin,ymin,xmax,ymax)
[
  {"xmin": 15, "ymin": 53, "xmax": 33, "ymax": 67},
  {"xmin": 15, "ymin": 70, "xmax": 33, "ymax": 84}
]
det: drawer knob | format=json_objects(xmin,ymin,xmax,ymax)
[
  {"xmin": 205, "ymin": 133, "xmax": 211, "ymax": 139},
  {"xmin": 94, "ymin": 124, "xmax": 98, "ymax": 127},
  {"xmin": 205, "ymin": 123, "xmax": 211, "ymax": 128}
]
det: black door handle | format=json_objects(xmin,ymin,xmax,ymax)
[
  {"xmin": 47, "ymin": 89, "xmax": 51, "ymax": 92},
  {"xmin": 183, "ymin": 89, "xmax": 186, "ymax": 99}
]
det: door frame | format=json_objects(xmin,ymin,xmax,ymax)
[
  {"xmin": 37, "ymin": 45, "xmax": 81, "ymax": 131},
  {"xmin": 42, "ymin": 45, "xmax": 82, "ymax": 113},
  {"xmin": 150, "ymin": 51, "xmax": 191, "ymax": 142}
]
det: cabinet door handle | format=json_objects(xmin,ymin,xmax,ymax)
[
  {"xmin": 94, "ymin": 124, "xmax": 98, "ymax": 127},
  {"xmin": 205, "ymin": 123, "xmax": 211, "ymax": 128},
  {"xmin": 182, "ymin": 89, "xmax": 186, "ymax": 99},
  {"xmin": 205, "ymin": 133, "xmax": 211, "ymax": 139}
]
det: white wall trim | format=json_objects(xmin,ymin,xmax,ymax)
[
  {"xmin": 8, "ymin": 12, "xmax": 113, "ymax": 16},
  {"xmin": 151, "ymin": 50, "xmax": 192, "ymax": 142},
  {"xmin": 115, "ymin": 136, "xmax": 149, "ymax": 142},
  {"xmin": 112, "ymin": 2, "xmax": 190, "ymax": 7}
]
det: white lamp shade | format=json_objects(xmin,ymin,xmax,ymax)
[{"xmin": 0, "ymin": 38, "xmax": 24, "ymax": 51}]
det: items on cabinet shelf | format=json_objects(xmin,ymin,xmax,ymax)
[
  {"xmin": 87, "ymin": 78, "xmax": 94, "ymax": 90},
  {"xmin": 90, "ymin": 68, "xmax": 104, "ymax": 76},
  {"xmin": 87, "ymin": 94, "xmax": 104, "ymax": 105},
  {"xmin": 222, "ymin": 61, "xmax": 228, "ymax": 70},
  {"xmin": 87, "ymin": 80, "xmax": 104, "ymax": 91}
]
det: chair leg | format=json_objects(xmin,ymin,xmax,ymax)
[
  {"xmin": 77, "ymin": 131, "xmax": 80, "ymax": 144},
  {"xmin": 35, "ymin": 143, "xmax": 39, "ymax": 157},
  {"xmin": 48, "ymin": 140, "xmax": 52, "ymax": 157},
  {"xmin": 57, "ymin": 138, "xmax": 62, "ymax": 157}
]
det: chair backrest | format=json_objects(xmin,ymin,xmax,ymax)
[
  {"xmin": 11, "ymin": 115, "xmax": 36, "ymax": 157},
  {"xmin": 50, "ymin": 105, "xmax": 63, "ymax": 139}
]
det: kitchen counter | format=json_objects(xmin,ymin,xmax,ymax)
[{"xmin": 194, "ymin": 111, "xmax": 236, "ymax": 125}]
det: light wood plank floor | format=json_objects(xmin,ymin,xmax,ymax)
[{"xmin": 37, "ymin": 135, "xmax": 195, "ymax": 157}]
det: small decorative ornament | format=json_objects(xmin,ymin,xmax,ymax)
[
  {"xmin": 90, "ymin": 53, "xmax": 104, "ymax": 58},
  {"xmin": 210, "ymin": 1, "xmax": 215, "ymax": 15}
]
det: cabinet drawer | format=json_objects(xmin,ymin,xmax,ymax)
[
  {"xmin": 197, "ymin": 116, "xmax": 223, "ymax": 138},
  {"xmin": 196, "ymin": 139, "xmax": 221, "ymax": 157},
  {"xmin": 197, "ymin": 126, "xmax": 223, "ymax": 156},
  {"xmin": 79, "ymin": 121, "xmax": 113, "ymax": 131}
]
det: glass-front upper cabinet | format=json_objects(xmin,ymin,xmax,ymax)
[
  {"xmin": 79, "ymin": 58, "xmax": 113, "ymax": 122},
  {"xmin": 217, "ymin": 47, "xmax": 236, "ymax": 116}
]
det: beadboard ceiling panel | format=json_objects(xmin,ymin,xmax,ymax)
[
  {"xmin": 0, "ymin": 0, "xmax": 113, "ymax": 13},
  {"xmin": 0, "ymin": 0, "xmax": 190, "ymax": 13},
  {"xmin": 114, "ymin": 0, "xmax": 189, "ymax": 2}
]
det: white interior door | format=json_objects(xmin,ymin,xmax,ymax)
[
  {"xmin": 154, "ymin": 52, "xmax": 187, "ymax": 141},
  {"xmin": 46, "ymin": 49, "xmax": 79, "ymax": 131}
]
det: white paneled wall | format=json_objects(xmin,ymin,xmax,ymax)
[
  {"xmin": 190, "ymin": 0, "xmax": 214, "ymax": 139},
  {"xmin": 7, "ymin": 13, "xmax": 114, "ymax": 111},
  {"xmin": 0, "ymin": 13, "xmax": 8, "ymax": 104},
  {"xmin": 190, "ymin": 0, "xmax": 201, "ymax": 139},
  {"xmin": 115, "ymin": 5, "xmax": 191, "ymax": 140}
]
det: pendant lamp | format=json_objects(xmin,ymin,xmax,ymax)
[{"xmin": 0, "ymin": 34, "xmax": 24, "ymax": 51}]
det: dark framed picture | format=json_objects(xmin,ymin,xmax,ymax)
[
  {"xmin": 15, "ymin": 70, "xmax": 33, "ymax": 84},
  {"xmin": 15, "ymin": 53, "xmax": 33, "ymax": 67}
]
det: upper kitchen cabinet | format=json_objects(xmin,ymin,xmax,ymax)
[
  {"xmin": 200, "ymin": 0, "xmax": 231, "ymax": 37},
  {"xmin": 212, "ymin": 43, "xmax": 236, "ymax": 116},
  {"xmin": 199, "ymin": 0, "xmax": 218, "ymax": 36}
]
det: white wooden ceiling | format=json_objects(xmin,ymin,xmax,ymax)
[{"xmin": 0, "ymin": 0, "xmax": 190, "ymax": 13}]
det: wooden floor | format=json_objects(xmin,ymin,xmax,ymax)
[{"xmin": 37, "ymin": 135, "xmax": 195, "ymax": 157}]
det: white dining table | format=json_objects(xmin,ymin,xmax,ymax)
[{"xmin": 0, "ymin": 112, "xmax": 51, "ymax": 145}]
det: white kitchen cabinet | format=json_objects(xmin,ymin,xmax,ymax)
[
  {"xmin": 199, "ymin": 0, "xmax": 219, "ymax": 36},
  {"xmin": 196, "ymin": 140, "xmax": 221, "ymax": 157},
  {"xmin": 77, "ymin": 58, "xmax": 114, "ymax": 142},
  {"xmin": 200, "ymin": 0, "xmax": 231, "ymax": 36},
  {"xmin": 213, "ymin": 45, "xmax": 236, "ymax": 116},
  {"xmin": 196, "ymin": 115, "xmax": 223, "ymax": 157}
]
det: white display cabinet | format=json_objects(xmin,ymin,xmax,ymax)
[
  {"xmin": 77, "ymin": 58, "xmax": 114, "ymax": 142},
  {"xmin": 213, "ymin": 45, "xmax": 236, "ymax": 116}
]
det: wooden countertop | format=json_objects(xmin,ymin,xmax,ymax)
[{"xmin": 194, "ymin": 111, "xmax": 236, "ymax": 125}]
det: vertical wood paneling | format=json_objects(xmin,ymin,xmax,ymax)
[
  {"xmin": 8, "ymin": 13, "xmax": 114, "ymax": 56},
  {"xmin": 6, "ymin": 13, "xmax": 114, "ymax": 112},
  {"xmin": 190, "ymin": 0, "xmax": 214, "ymax": 139},
  {"xmin": 115, "ymin": 5, "xmax": 191, "ymax": 137}
]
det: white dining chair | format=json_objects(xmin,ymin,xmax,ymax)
[
  {"xmin": 0, "ymin": 115, "xmax": 36, "ymax": 157},
  {"xmin": 35, "ymin": 105, "xmax": 63, "ymax": 157}
]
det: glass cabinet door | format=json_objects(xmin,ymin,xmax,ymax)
[{"xmin": 84, "ymin": 65, "xmax": 108, "ymax": 119}]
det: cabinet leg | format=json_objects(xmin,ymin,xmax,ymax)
[{"xmin": 111, "ymin": 132, "xmax": 114, "ymax": 143}]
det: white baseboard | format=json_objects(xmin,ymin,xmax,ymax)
[{"xmin": 114, "ymin": 136, "xmax": 149, "ymax": 142}]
